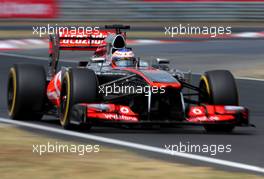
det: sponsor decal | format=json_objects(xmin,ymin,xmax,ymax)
[
  {"xmin": 120, "ymin": 107, "xmax": 129, "ymax": 114},
  {"xmin": 104, "ymin": 114, "xmax": 138, "ymax": 121},
  {"xmin": 189, "ymin": 116, "xmax": 219, "ymax": 122},
  {"xmin": 192, "ymin": 108, "xmax": 203, "ymax": 115},
  {"xmin": 60, "ymin": 30, "xmax": 107, "ymax": 46}
]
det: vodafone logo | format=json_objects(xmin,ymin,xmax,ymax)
[
  {"xmin": 120, "ymin": 107, "xmax": 129, "ymax": 114},
  {"xmin": 192, "ymin": 108, "xmax": 203, "ymax": 115}
]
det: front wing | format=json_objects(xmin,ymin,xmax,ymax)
[{"xmin": 70, "ymin": 103, "xmax": 251, "ymax": 127}]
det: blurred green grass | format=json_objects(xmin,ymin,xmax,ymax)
[{"xmin": 0, "ymin": 124, "xmax": 263, "ymax": 179}]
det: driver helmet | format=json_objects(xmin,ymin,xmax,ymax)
[{"xmin": 111, "ymin": 48, "xmax": 136, "ymax": 67}]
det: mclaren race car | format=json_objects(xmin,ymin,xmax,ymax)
[{"xmin": 7, "ymin": 25, "xmax": 251, "ymax": 132}]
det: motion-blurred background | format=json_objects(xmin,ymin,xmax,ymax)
[
  {"xmin": 0, "ymin": 0, "xmax": 264, "ymax": 40},
  {"xmin": 1, "ymin": 0, "xmax": 264, "ymax": 22},
  {"xmin": 1, "ymin": 1, "xmax": 264, "ymax": 179}
]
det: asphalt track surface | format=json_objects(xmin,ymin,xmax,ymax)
[{"xmin": 0, "ymin": 40, "xmax": 264, "ymax": 174}]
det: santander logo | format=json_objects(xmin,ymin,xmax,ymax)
[{"xmin": 60, "ymin": 32, "xmax": 108, "ymax": 45}]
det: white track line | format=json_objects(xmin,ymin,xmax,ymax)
[
  {"xmin": 236, "ymin": 76, "xmax": 264, "ymax": 82},
  {"xmin": 0, "ymin": 39, "xmax": 170, "ymax": 50},
  {"xmin": 0, "ymin": 117, "xmax": 263, "ymax": 174}
]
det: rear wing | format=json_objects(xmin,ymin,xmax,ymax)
[
  {"xmin": 48, "ymin": 24, "xmax": 130, "ymax": 76},
  {"xmin": 49, "ymin": 25, "xmax": 130, "ymax": 54},
  {"xmin": 48, "ymin": 30, "xmax": 109, "ymax": 76},
  {"xmin": 49, "ymin": 30, "xmax": 109, "ymax": 54}
]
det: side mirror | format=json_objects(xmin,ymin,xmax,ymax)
[
  {"xmin": 152, "ymin": 58, "xmax": 170, "ymax": 71},
  {"xmin": 156, "ymin": 58, "xmax": 170, "ymax": 64},
  {"xmin": 90, "ymin": 57, "xmax": 105, "ymax": 63},
  {"xmin": 139, "ymin": 60, "xmax": 149, "ymax": 67}
]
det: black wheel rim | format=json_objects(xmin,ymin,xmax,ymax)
[
  {"xmin": 60, "ymin": 80, "xmax": 67, "ymax": 119},
  {"xmin": 199, "ymin": 80, "xmax": 210, "ymax": 104},
  {"xmin": 7, "ymin": 75, "xmax": 14, "ymax": 112}
]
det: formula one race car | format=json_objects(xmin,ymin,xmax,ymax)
[{"xmin": 7, "ymin": 25, "xmax": 251, "ymax": 132}]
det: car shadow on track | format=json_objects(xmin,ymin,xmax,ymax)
[{"xmin": 3, "ymin": 115, "xmax": 255, "ymax": 136}]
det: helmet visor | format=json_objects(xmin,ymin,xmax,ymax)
[{"xmin": 113, "ymin": 57, "xmax": 137, "ymax": 67}]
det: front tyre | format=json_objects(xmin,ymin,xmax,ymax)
[
  {"xmin": 199, "ymin": 70, "xmax": 238, "ymax": 133},
  {"xmin": 60, "ymin": 68, "xmax": 98, "ymax": 129}
]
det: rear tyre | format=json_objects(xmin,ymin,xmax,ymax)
[
  {"xmin": 7, "ymin": 64, "xmax": 46, "ymax": 120},
  {"xmin": 60, "ymin": 68, "xmax": 98, "ymax": 129},
  {"xmin": 199, "ymin": 70, "xmax": 238, "ymax": 133}
]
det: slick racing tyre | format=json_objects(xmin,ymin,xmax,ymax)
[
  {"xmin": 60, "ymin": 68, "xmax": 98, "ymax": 129},
  {"xmin": 7, "ymin": 64, "xmax": 46, "ymax": 120},
  {"xmin": 199, "ymin": 70, "xmax": 238, "ymax": 133}
]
